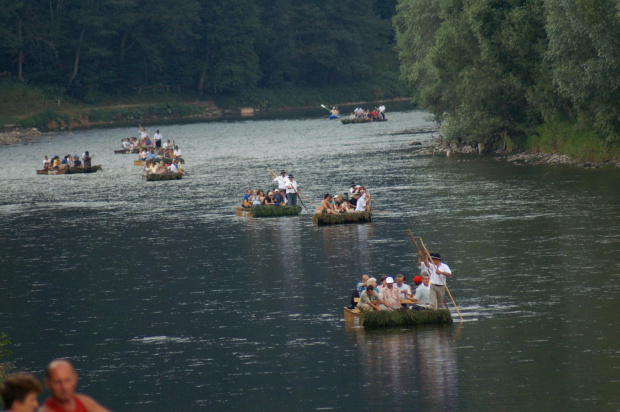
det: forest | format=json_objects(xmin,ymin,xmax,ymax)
[
  {"xmin": 394, "ymin": 0, "xmax": 620, "ymax": 155},
  {"xmin": 0, "ymin": 0, "xmax": 402, "ymax": 107}
]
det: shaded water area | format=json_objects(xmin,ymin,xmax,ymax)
[{"xmin": 1, "ymin": 111, "xmax": 619, "ymax": 410}]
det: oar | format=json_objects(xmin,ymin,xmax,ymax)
[
  {"xmin": 419, "ymin": 237, "xmax": 463, "ymax": 321},
  {"xmin": 293, "ymin": 187, "xmax": 308, "ymax": 213},
  {"xmin": 320, "ymin": 104, "xmax": 332, "ymax": 112}
]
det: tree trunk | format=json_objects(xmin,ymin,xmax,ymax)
[
  {"xmin": 198, "ymin": 61, "xmax": 208, "ymax": 95},
  {"xmin": 18, "ymin": 19, "xmax": 24, "ymax": 81},
  {"xmin": 67, "ymin": 25, "xmax": 85, "ymax": 89}
]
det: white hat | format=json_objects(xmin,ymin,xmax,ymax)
[{"xmin": 385, "ymin": 277, "xmax": 394, "ymax": 284}]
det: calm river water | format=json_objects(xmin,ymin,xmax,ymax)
[{"xmin": 1, "ymin": 110, "xmax": 619, "ymax": 411}]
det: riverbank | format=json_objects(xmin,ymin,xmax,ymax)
[{"xmin": 409, "ymin": 136, "xmax": 620, "ymax": 168}]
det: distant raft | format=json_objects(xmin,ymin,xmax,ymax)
[
  {"xmin": 344, "ymin": 307, "xmax": 453, "ymax": 329},
  {"xmin": 143, "ymin": 172, "xmax": 183, "ymax": 181},
  {"xmin": 236, "ymin": 205, "xmax": 302, "ymax": 218},
  {"xmin": 313, "ymin": 211, "xmax": 372, "ymax": 226},
  {"xmin": 341, "ymin": 117, "xmax": 387, "ymax": 124},
  {"xmin": 36, "ymin": 166, "xmax": 102, "ymax": 175}
]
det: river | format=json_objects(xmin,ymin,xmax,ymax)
[{"xmin": 0, "ymin": 110, "xmax": 619, "ymax": 411}]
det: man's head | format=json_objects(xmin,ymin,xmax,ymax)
[
  {"xmin": 422, "ymin": 274, "xmax": 430, "ymax": 286},
  {"xmin": 45, "ymin": 359, "xmax": 78, "ymax": 403},
  {"xmin": 288, "ymin": 175, "xmax": 293, "ymax": 180},
  {"xmin": 385, "ymin": 277, "xmax": 394, "ymax": 288},
  {"xmin": 366, "ymin": 285, "xmax": 374, "ymax": 296},
  {"xmin": 1, "ymin": 373, "xmax": 42, "ymax": 412},
  {"xmin": 246, "ymin": 189, "xmax": 252, "ymax": 195},
  {"xmin": 431, "ymin": 253, "xmax": 442, "ymax": 265},
  {"xmin": 280, "ymin": 170, "xmax": 286, "ymax": 175},
  {"xmin": 361, "ymin": 275, "xmax": 369, "ymax": 283},
  {"xmin": 395, "ymin": 275, "xmax": 404, "ymax": 286}
]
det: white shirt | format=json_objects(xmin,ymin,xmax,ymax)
[
  {"xmin": 273, "ymin": 175, "xmax": 288, "ymax": 190},
  {"xmin": 379, "ymin": 105, "xmax": 385, "ymax": 113},
  {"xmin": 422, "ymin": 261, "xmax": 452, "ymax": 286},
  {"xmin": 163, "ymin": 141, "xmax": 170, "ymax": 149},
  {"xmin": 122, "ymin": 140, "xmax": 130, "ymax": 149},
  {"xmin": 355, "ymin": 194, "xmax": 367, "ymax": 211},
  {"xmin": 285, "ymin": 179, "xmax": 298, "ymax": 194},
  {"xmin": 154, "ymin": 132, "xmax": 162, "ymax": 141},
  {"xmin": 414, "ymin": 283, "xmax": 430, "ymax": 306},
  {"xmin": 140, "ymin": 130, "xmax": 147, "ymax": 139},
  {"xmin": 169, "ymin": 163, "xmax": 178, "ymax": 173},
  {"xmin": 397, "ymin": 283, "xmax": 411, "ymax": 300},
  {"xmin": 174, "ymin": 148, "xmax": 182, "ymax": 157}
]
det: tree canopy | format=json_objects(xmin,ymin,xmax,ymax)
[
  {"xmin": 0, "ymin": 0, "xmax": 401, "ymax": 102},
  {"xmin": 394, "ymin": 0, "xmax": 620, "ymax": 145}
]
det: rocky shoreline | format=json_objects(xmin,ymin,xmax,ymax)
[
  {"xmin": 409, "ymin": 137, "xmax": 620, "ymax": 168},
  {"xmin": 0, "ymin": 127, "xmax": 44, "ymax": 146}
]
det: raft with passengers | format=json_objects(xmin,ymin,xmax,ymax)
[
  {"xmin": 345, "ymin": 235, "xmax": 463, "ymax": 329},
  {"xmin": 38, "ymin": 152, "xmax": 100, "ymax": 175},
  {"xmin": 341, "ymin": 105, "xmax": 387, "ymax": 124}
]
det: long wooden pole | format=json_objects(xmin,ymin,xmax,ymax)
[
  {"xmin": 419, "ymin": 237, "xmax": 463, "ymax": 321},
  {"xmin": 408, "ymin": 229, "xmax": 450, "ymax": 311},
  {"xmin": 298, "ymin": 191, "xmax": 319, "ymax": 210}
]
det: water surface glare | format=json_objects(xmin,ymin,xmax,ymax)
[{"xmin": 1, "ymin": 111, "xmax": 619, "ymax": 411}]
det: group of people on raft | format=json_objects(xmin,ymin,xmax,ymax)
[
  {"xmin": 349, "ymin": 105, "xmax": 386, "ymax": 121},
  {"xmin": 352, "ymin": 251, "xmax": 452, "ymax": 312},
  {"xmin": 320, "ymin": 182, "xmax": 371, "ymax": 213},
  {"xmin": 121, "ymin": 128, "xmax": 170, "ymax": 150},
  {"xmin": 42, "ymin": 152, "xmax": 92, "ymax": 170},
  {"xmin": 138, "ymin": 146, "xmax": 182, "ymax": 162},
  {"xmin": 241, "ymin": 170, "xmax": 371, "ymax": 213}
]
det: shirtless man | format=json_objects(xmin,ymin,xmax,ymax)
[
  {"xmin": 320, "ymin": 194, "xmax": 338, "ymax": 214},
  {"xmin": 41, "ymin": 359, "xmax": 110, "ymax": 412}
]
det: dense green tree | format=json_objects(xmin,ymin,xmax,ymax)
[{"xmin": 546, "ymin": 0, "xmax": 620, "ymax": 142}]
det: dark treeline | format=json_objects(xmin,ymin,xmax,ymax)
[
  {"xmin": 394, "ymin": 0, "xmax": 620, "ymax": 146},
  {"xmin": 0, "ymin": 0, "xmax": 400, "ymax": 103}
]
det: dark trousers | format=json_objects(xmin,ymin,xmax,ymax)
[
  {"xmin": 156, "ymin": 140, "xmax": 161, "ymax": 148},
  {"xmin": 286, "ymin": 193, "xmax": 297, "ymax": 206}
]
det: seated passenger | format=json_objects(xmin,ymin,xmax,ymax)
[
  {"xmin": 251, "ymin": 190, "xmax": 261, "ymax": 206},
  {"xmin": 52, "ymin": 156, "xmax": 60, "ymax": 169},
  {"xmin": 320, "ymin": 194, "xmax": 338, "ymax": 214},
  {"xmin": 410, "ymin": 274, "xmax": 431, "ymax": 309},
  {"xmin": 146, "ymin": 149, "xmax": 156, "ymax": 160},
  {"xmin": 357, "ymin": 285, "xmax": 383, "ymax": 312},
  {"xmin": 139, "ymin": 149, "xmax": 148, "ymax": 160},
  {"xmin": 73, "ymin": 155, "xmax": 82, "ymax": 167},
  {"xmin": 379, "ymin": 277, "xmax": 402, "ymax": 310},
  {"xmin": 334, "ymin": 194, "xmax": 353, "ymax": 212},
  {"xmin": 272, "ymin": 189, "xmax": 284, "ymax": 206},
  {"xmin": 43, "ymin": 156, "xmax": 50, "ymax": 170},
  {"xmin": 258, "ymin": 190, "xmax": 266, "ymax": 205},
  {"xmin": 355, "ymin": 187, "xmax": 370, "ymax": 211},
  {"xmin": 163, "ymin": 140, "xmax": 171, "ymax": 149},
  {"xmin": 167, "ymin": 160, "xmax": 179, "ymax": 173},
  {"xmin": 264, "ymin": 191, "xmax": 274, "ymax": 205},
  {"xmin": 242, "ymin": 189, "xmax": 253, "ymax": 208}
]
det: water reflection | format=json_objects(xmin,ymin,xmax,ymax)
[{"xmin": 348, "ymin": 325, "xmax": 458, "ymax": 411}]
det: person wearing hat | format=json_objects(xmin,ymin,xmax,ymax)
[
  {"xmin": 273, "ymin": 170, "xmax": 288, "ymax": 192},
  {"xmin": 285, "ymin": 174, "xmax": 300, "ymax": 206},
  {"xmin": 421, "ymin": 252, "xmax": 452, "ymax": 310},
  {"xmin": 349, "ymin": 182, "xmax": 360, "ymax": 194},
  {"xmin": 379, "ymin": 276, "xmax": 401, "ymax": 310}
]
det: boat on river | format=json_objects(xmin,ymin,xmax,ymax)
[
  {"xmin": 313, "ymin": 211, "xmax": 372, "ymax": 226},
  {"xmin": 114, "ymin": 148, "xmax": 140, "ymax": 154},
  {"xmin": 329, "ymin": 114, "xmax": 341, "ymax": 119},
  {"xmin": 341, "ymin": 117, "xmax": 387, "ymax": 124},
  {"xmin": 36, "ymin": 166, "xmax": 101, "ymax": 175},
  {"xmin": 344, "ymin": 306, "xmax": 453, "ymax": 329},
  {"xmin": 143, "ymin": 172, "xmax": 183, "ymax": 181},
  {"xmin": 236, "ymin": 205, "xmax": 302, "ymax": 218}
]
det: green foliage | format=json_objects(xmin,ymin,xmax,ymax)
[
  {"xmin": 250, "ymin": 205, "xmax": 302, "ymax": 217},
  {"xmin": 395, "ymin": 0, "xmax": 620, "ymax": 152},
  {"xmin": 527, "ymin": 120, "xmax": 620, "ymax": 162},
  {"xmin": 312, "ymin": 211, "xmax": 372, "ymax": 225},
  {"xmin": 361, "ymin": 309, "xmax": 453, "ymax": 329}
]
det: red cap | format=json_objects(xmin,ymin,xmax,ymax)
[{"xmin": 414, "ymin": 276, "xmax": 422, "ymax": 285}]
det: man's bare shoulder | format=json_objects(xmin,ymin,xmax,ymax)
[{"xmin": 75, "ymin": 393, "xmax": 112, "ymax": 412}]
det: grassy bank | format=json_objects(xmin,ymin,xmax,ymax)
[
  {"xmin": 0, "ymin": 76, "xmax": 408, "ymax": 130},
  {"xmin": 525, "ymin": 121, "xmax": 620, "ymax": 163}
]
